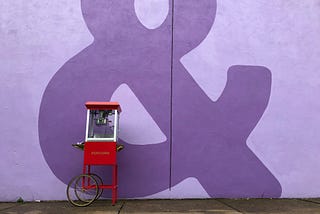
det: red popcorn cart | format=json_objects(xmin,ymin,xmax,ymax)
[{"xmin": 66, "ymin": 101, "xmax": 122, "ymax": 207}]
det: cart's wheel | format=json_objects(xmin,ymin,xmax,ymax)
[
  {"xmin": 66, "ymin": 174, "xmax": 99, "ymax": 207},
  {"xmin": 90, "ymin": 174, "xmax": 104, "ymax": 200}
]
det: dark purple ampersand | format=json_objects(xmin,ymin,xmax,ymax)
[{"xmin": 39, "ymin": 0, "xmax": 281, "ymax": 198}]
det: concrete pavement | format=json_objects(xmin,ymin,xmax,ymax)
[{"xmin": 1, "ymin": 198, "xmax": 320, "ymax": 214}]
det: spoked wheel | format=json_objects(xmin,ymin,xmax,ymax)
[
  {"xmin": 90, "ymin": 174, "xmax": 104, "ymax": 200},
  {"xmin": 66, "ymin": 174, "xmax": 99, "ymax": 207}
]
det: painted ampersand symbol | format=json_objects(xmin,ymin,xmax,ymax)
[{"xmin": 39, "ymin": 0, "xmax": 281, "ymax": 197}]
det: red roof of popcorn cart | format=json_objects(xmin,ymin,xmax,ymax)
[{"xmin": 85, "ymin": 102, "xmax": 121, "ymax": 112}]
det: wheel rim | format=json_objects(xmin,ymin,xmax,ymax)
[{"xmin": 66, "ymin": 174, "xmax": 99, "ymax": 207}]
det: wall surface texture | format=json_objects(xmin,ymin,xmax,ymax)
[{"xmin": 1, "ymin": 0, "xmax": 320, "ymax": 201}]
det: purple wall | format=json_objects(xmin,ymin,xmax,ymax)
[{"xmin": 1, "ymin": 0, "xmax": 320, "ymax": 201}]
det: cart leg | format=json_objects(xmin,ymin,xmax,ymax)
[
  {"xmin": 112, "ymin": 165, "xmax": 117, "ymax": 205},
  {"xmin": 88, "ymin": 165, "xmax": 91, "ymax": 175},
  {"xmin": 82, "ymin": 165, "xmax": 91, "ymax": 174},
  {"xmin": 83, "ymin": 165, "xmax": 86, "ymax": 174},
  {"xmin": 115, "ymin": 165, "xmax": 118, "ymax": 203}
]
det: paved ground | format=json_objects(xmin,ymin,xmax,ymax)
[{"xmin": 1, "ymin": 198, "xmax": 320, "ymax": 214}]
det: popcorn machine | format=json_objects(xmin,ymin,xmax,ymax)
[
  {"xmin": 67, "ymin": 102, "xmax": 122, "ymax": 207},
  {"xmin": 85, "ymin": 102, "xmax": 120, "ymax": 143}
]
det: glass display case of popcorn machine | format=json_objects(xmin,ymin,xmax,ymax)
[{"xmin": 85, "ymin": 102, "xmax": 121, "ymax": 143}]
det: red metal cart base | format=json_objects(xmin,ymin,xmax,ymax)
[{"xmin": 83, "ymin": 142, "xmax": 118, "ymax": 205}]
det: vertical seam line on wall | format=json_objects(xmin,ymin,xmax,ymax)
[{"xmin": 169, "ymin": 0, "xmax": 175, "ymax": 190}]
